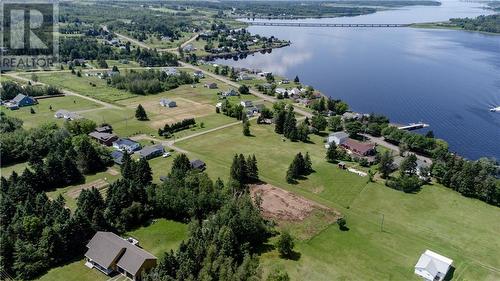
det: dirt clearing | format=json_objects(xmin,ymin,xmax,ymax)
[{"xmin": 250, "ymin": 183, "xmax": 341, "ymax": 222}]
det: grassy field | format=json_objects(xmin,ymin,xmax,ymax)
[
  {"xmin": 19, "ymin": 72, "xmax": 136, "ymax": 102},
  {"xmin": 1, "ymin": 95, "xmax": 102, "ymax": 128},
  {"xmin": 174, "ymin": 120, "xmax": 500, "ymax": 281},
  {"xmin": 36, "ymin": 259, "xmax": 109, "ymax": 281},
  {"xmin": 37, "ymin": 219, "xmax": 187, "ymax": 281},
  {"xmin": 125, "ymin": 219, "xmax": 188, "ymax": 257}
]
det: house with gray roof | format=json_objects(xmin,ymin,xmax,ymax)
[
  {"xmin": 85, "ymin": 231, "xmax": 157, "ymax": 281},
  {"xmin": 160, "ymin": 98, "xmax": 176, "ymax": 108},
  {"xmin": 89, "ymin": 131, "xmax": 118, "ymax": 146},
  {"xmin": 112, "ymin": 138, "xmax": 141, "ymax": 153},
  {"xmin": 111, "ymin": 150, "xmax": 125, "ymax": 165},
  {"xmin": 325, "ymin": 131, "xmax": 349, "ymax": 148},
  {"xmin": 190, "ymin": 159, "xmax": 206, "ymax": 171},
  {"xmin": 10, "ymin": 94, "xmax": 37, "ymax": 107},
  {"xmin": 137, "ymin": 144, "xmax": 164, "ymax": 159}
]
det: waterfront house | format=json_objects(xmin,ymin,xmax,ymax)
[
  {"xmin": 342, "ymin": 138, "xmax": 376, "ymax": 156},
  {"xmin": 112, "ymin": 138, "xmax": 141, "ymax": 153},
  {"xmin": 325, "ymin": 132, "xmax": 349, "ymax": 148},
  {"xmin": 160, "ymin": 98, "xmax": 177, "ymax": 108},
  {"xmin": 414, "ymin": 250, "xmax": 453, "ymax": 281},
  {"xmin": 137, "ymin": 144, "xmax": 164, "ymax": 160},
  {"xmin": 190, "ymin": 159, "xmax": 206, "ymax": 171},
  {"xmin": 88, "ymin": 132, "xmax": 118, "ymax": 146},
  {"xmin": 85, "ymin": 231, "xmax": 157, "ymax": 281}
]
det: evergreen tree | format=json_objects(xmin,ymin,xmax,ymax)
[
  {"xmin": 304, "ymin": 152, "xmax": 312, "ymax": 173},
  {"xmin": 294, "ymin": 75, "xmax": 300, "ymax": 83},
  {"xmin": 311, "ymin": 114, "xmax": 327, "ymax": 132},
  {"xmin": 62, "ymin": 153, "xmax": 83, "ymax": 185},
  {"xmin": 170, "ymin": 154, "xmax": 192, "ymax": 180},
  {"xmin": 283, "ymin": 107, "xmax": 297, "ymax": 141},
  {"xmin": 378, "ymin": 151, "xmax": 394, "ymax": 179},
  {"xmin": 135, "ymin": 158, "xmax": 153, "ymax": 186},
  {"xmin": 135, "ymin": 104, "xmax": 148, "ymax": 121},
  {"xmin": 400, "ymin": 154, "xmax": 418, "ymax": 177},
  {"xmin": 276, "ymin": 231, "xmax": 294, "ymax": 258},
  {"xmin": 297, "ymin": 122, "xmax": 309, "ymax": 142},
  {"xmin": 247, "ymin": 155, "xmax": 259, "ymax": 182},
  {"xmin": 76, "ymin": 137, "xmax": 104, "ymax": 174},
  {"xmin": 120, "ymin": 152, "xmax": 134, "ymax": 179},
  {"xmin": 326, "ymin": 143, "xmax": 338, "ymax": 163},
  {"xmin": 242, "ymin": 120, "xmax": 251, "ymax": 136},
  {"xmin": 274, "ymin": 110, "xmax": 286, "ymax": 134}
]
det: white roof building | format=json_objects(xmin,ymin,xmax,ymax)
[
  {"xmin": 325, "ymin": 131, "xmax": 349, "ymax": 148},
  {"xmin": 414, "ymin": 250, "xmax": 453, "ymax": 281}
]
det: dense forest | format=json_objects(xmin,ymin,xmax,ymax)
[{"xmin": 449, "ymin": 14, "xmax": 500, "ymax": 33}]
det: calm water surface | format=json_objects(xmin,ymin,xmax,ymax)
[{"xmin": 216, "ymin": 0, "xmax": 500, "ymax": 160}]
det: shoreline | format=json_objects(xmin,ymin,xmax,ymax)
[{"xmin": 410, "ymin": 22, "xmax": 500, "ymax": 35}]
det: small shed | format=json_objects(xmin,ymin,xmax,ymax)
[
  {"xmin": 190, "ymin": 159, "xmax": 206, "ymax": 171},
  {"xmin": 415, "ymin": 250, "xmax": 453, "ymax": 281}
]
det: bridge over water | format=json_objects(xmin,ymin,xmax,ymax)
[{"xmin": 247, "ymin": 22, "xmax": 411, "ymax": 28}]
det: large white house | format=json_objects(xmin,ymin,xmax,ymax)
[
  {"xmin": 325, "ymin": 131, "xmax": 349, "ymax": 148},
  {"xmin": 414, "ymin": 250, "xmax": 453, "ymax": 281}
]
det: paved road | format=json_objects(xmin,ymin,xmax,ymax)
[
  {"xmin": 160, "ymin": 33, "xmax": 199, "ymax": 53},
  {"xmin": 102, "ymin": 26, "xmax": 151, "ymax": 50}
]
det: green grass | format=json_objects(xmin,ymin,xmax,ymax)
[
  {"xmin": 1, "ymin": 95, "xmax": 102, "ymax": 128},
  {"xmin": 36, "ymin": 259, "xmax": 108, "ymax": 281},
  {"xmin": 125, "ymin": 219, "xmax": 188, "ymax": 257},
  {"xmin": 19, "ymin": 72, "xmax": 135, "ymax": 102},
  {"xmin": 1, "ymin": 162, "xmax": 29, "ymax": 176},
  {"xmin": 175, "ymin": 121, "xmax": 500, "ymax": 281}
]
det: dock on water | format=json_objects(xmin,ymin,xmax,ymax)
[{"xmin": 396, "ymin": 122, "xmax": 430, "ymax": 131}]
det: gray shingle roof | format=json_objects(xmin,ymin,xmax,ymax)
[
  {"xmin": 138, "ymin": 144, "xmax": 164, "ymax": 158},
  {"xmin": 85, "ymin": 232, "xmax": 156, "ymax": 276}
]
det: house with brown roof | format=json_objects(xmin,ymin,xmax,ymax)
[
  {"xmin": 85, "ymin": 231, "xmax": 157, "ymax": 281},
  {"xmin": 342, "ymin": 138, "xmax": 376, "ymax": 156}
]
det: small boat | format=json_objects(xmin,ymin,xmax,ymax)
[{"xmin": 490, "ymin": 106, "xmax": 500, "ymax": 112}]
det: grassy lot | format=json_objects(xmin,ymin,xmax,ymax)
[
  {"xmin": 1, "ymin": 95, "xmax": 102, "ymax": 128},
  {"xmin": 19, "ymin": 72, "xmax": 136, "ymax": 102},
  {"xmin": 175, "ymin": 121, "xmax": 500, "ymax": 281},
  {"xmin": 105, "ymin": 59, "xmax": 140, "ymax": 68},
  {"xmin": 36, "ymin": 259, "xmax": 108, "ymax": 281},
  {"xmin": 125, "ymin": 219, "xmax": 188, "ymax": 257},
  {"xmin": 1, "ymin": 162, "xmax": 29, "ymax": 176}
]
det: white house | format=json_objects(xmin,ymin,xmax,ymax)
[
  {"xmin": 414, "ymin": 250, "xmax": 453, "ymax": 281},
  {"xmin": 160, "ymin": 98, "xmax": 176, "ymax": 108},
  {"xmin": 275, "ymin": 88, "xmax": 287, "ymax": 95},
  {"xmin": 162, "ymin": 67, "xmax": 178, "ymax": 76},
  {"xmin": 325, "ymin": 132, "xmax": 349, "ymax": 148}
]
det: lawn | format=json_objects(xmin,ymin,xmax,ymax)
[
  {"xmin": 36, "ymin": 260, "xmax": 108, "ymax": 281},
  {"xmin": 175, "ymin": 121, "xmax": 500, "ymax": 281},
  {"xmin": 1, "ymin": 95, "xmax": 102, "ymax": 128},
  {"xmin": 125, "ymin": 219, "xmax": 188, "ymax": 257},
  {"xmin": 19, "ymin": 72, "xmax": 136, "ymax": 102}
]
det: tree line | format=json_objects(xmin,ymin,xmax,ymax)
[
  {"xmin": 108, "ymin": 69, "xmax": 194, "ymax": 95},
  {"xmin": 158, "ymin": 118, "xmax": 196, "ymax": 137},
  {"xmin": 1, "ymin": 81, "xmax": 62, "ymax": 100}
]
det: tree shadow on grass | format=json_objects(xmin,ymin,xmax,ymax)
[{"xmin": 282, "ymin": 250, "xmax": 301, "ymax": 261}]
